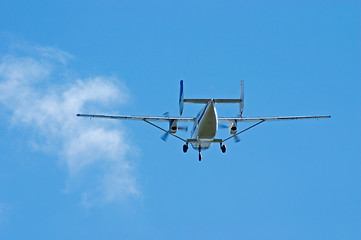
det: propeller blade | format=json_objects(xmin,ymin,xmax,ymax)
[
  {"xmin": 163, "ymin": 112, "xmax": 170, "ymax": 117},
  {"xmin": 218, "ymin": 124, "xmax": 228, "ymax": 129},
  {"xmin": 161, "ymin": 132, "xmax": 169, "ymax": 141},
  {"xmin": 234, "ymin": 135, "xmax": 241, "ymax": 143},
  {"xmin": 178, "ymin": 126, "xmax": 188, "ymax": 131}
]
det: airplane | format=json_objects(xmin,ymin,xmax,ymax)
[{"xmin": 77, "ymin": 80, "xmax": 330, "ymax": 161}]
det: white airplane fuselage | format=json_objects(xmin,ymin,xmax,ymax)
[{"xmin": 190, "ymin": 100, "xmax": 218, "ymax": 150}]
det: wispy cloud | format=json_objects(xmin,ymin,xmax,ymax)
[{"xmin": 0, "ymin": 45, "xmax": 139, "ymax": 206}]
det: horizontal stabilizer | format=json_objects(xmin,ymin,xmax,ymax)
[
  {"xmin": 186, "ymin": 139, "xmax": 223, "ymax": 143},
  {"xmin": 184, "ymin": 99, "xmax": 242, "ymax": 104}
]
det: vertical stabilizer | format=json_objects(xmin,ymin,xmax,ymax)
[
  {"xmin": 179, "ymin": 80, "xmax": 184, "ymax": 115},
  {"xmin": 240, "ymin": 81, "xmax": 244, "ymax": 117}
]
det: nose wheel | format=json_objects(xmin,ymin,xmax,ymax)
[{"xmin": 198, "ymin": 150, "xmax": 202, "ymax": 161}]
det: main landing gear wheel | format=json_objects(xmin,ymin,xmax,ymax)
[
  {"xmin": 183, "ymin": 144, "xmax": 188, "ymax": 153},
  {"xmin": 221, "ymin": 144, "xmax": 226, "ymax": 153},
  {"xmin": 199, "ymin": 152, "xmax": 202, "ymax": 161}
]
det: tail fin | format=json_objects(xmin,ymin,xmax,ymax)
[
  {"xmin": 179, "ymin": 80, "xmax": 184, "ymax": 115},
  {"xmin": 240, "ymin": 80, "xmax": 244, "ymax": 117}
]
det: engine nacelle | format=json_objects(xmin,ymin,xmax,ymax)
[
  {"xmin": 229, "ymin": 120, "xmax": 237, "ymax": 134},
  {"xmin": 170, "ymin": 120, "xmax": 178, "ymax": 134}
]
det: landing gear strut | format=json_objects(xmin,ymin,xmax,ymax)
[
  {"xmin": 220, "ymin": 144, "xmax": 226, "ymax": 153},
  {"xmin": 183, "ymin": 144, "xmax": 188, "ymax": 153}
]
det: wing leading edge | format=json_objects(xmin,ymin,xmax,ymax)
[
  {"xmin": 218, "ymin": 115, "xmax": 331, "ymax": 122},
  {"xmin": 76, "ymin": 114, "xmax": 196, "ymax": 122},
  {"xmin": 77, "ymin": 114, "xmax": 330, "ymax": 122}
]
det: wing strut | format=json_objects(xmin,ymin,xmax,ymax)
[
  {"xmin": 222, "ymin": 120, "xmax": 265, "ymax": 143},
  {"xmin": 143, "ymin": 119, "xmax": 187, "ymax": 143}
]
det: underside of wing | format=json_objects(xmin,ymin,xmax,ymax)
[
  {"xmin": 218, "ymin": 115, "xmax": 331, "ymax": 122},
  {"xmin": 76, "ymin": 114, "xmax": 196, "ymax": 122}
]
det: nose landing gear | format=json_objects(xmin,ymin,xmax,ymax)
[{"xmin": 183, "ymin": 144, "xmax": 202, "ymax": 161}]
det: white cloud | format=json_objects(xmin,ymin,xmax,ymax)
[
  {"xmin": 0, "ymin": 46, "xmax": 139, "ymax": 205},
  {"xmin": 34, "ymin": 45, "xmax": 74, "ymax": 64}
]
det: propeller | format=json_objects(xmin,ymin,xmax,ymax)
[
  {"xmin": 219, "ymin": 120, "xmax": 241, "ymax": 143},
  {"xmin": 161, "ymin": 112, "xmax": 188, "ymax": 141},
  {"xmin": 232, "ymin": 120, "xmax": 241, "ymax": 143},
  {"xmin": 234, "ymin": 135, "xmax": 241, "ymax": 143},
  {"xmin": 161, "ymin": 132, "xmax": 170, "ymax": 141}
]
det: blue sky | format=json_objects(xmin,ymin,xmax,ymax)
[{"xmin": 0, "ymin": 0, "xmax": 360, "ymax": 239}]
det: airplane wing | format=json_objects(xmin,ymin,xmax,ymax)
[
  {"xmin": 76, "ymin": 114, "xmax": 196, "ymax": 122},
  {"xmin": 218, "ymin": 115, "xmax": 331, "ymax": 122},
  {"xmin": 77, "ymin": 113, "xmax": 194, "ymax": 143},
  {"xmin": 219, "ymin": 115, "xmax": 331, "ymax": 143}
]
